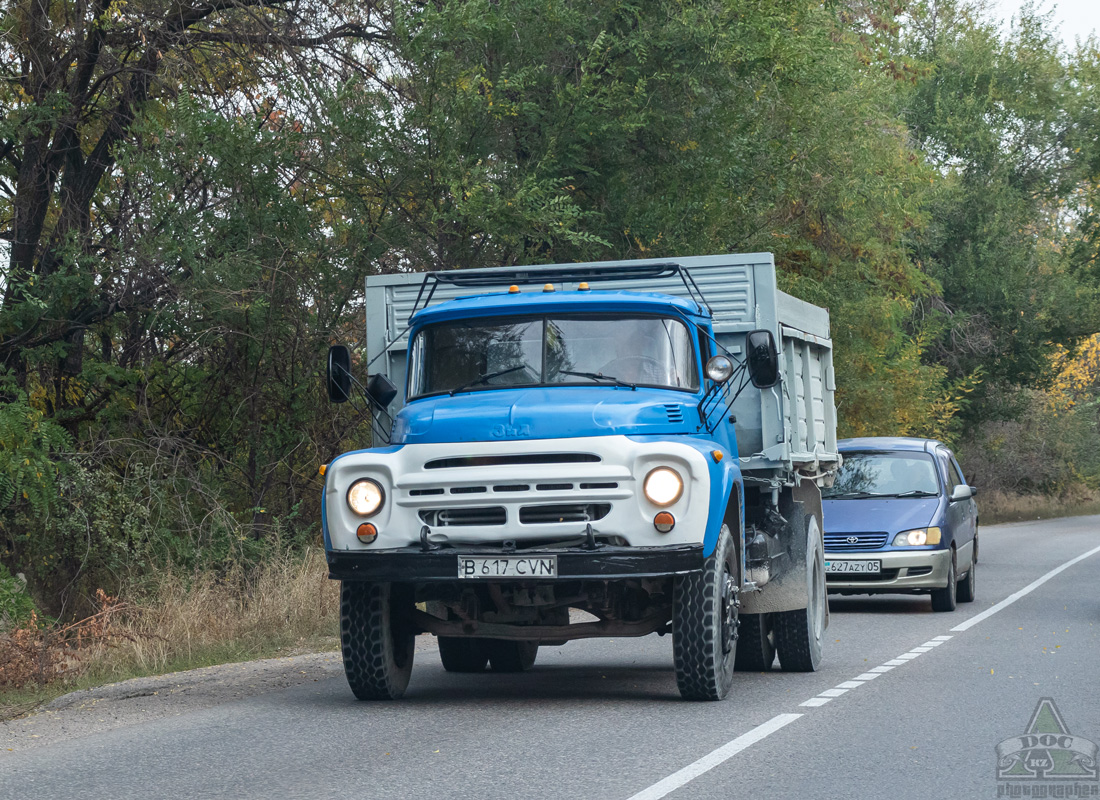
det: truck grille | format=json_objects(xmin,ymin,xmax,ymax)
[
  {"xmin": 824, "ymin": 532, "xmax": 889, "ymax": 551},
  {"xmin": 424, "ymin": 453, "xmax": 601, "ymax": 470},
  {"xmin": 518, "ymin": 504, "xmax": 611, "ymax": 524},
  {"xmin": 418, "ymin": 507, "xmax": 507, "ymax": 527}
]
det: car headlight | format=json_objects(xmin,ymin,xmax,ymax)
[
  {"xmin": 644, "ymin": 467, "xmax": 684, "ymax": 507},
  {"xmin": 892, "ymin": 527, "xmax": 942, "ymax": 546},
  {"xmin": 347, "ymin": 479, "xmax": 385, "ymax": 517}
]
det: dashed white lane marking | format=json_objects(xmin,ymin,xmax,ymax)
[
  {"xmin": 627, "ymin": 545, "xmax": 1100, "ymax": 799},
  {"xmin": 950, "ymin": 543, "xmax": 1100, "ymax": 632},
  {"xmin": 626, "ymin": 713, "xmax": 803, "ymax": 800}
]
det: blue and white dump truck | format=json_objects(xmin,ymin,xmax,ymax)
[{"xmin": 323, "ymin": 253, "xmax": 840, "ymax": 701}]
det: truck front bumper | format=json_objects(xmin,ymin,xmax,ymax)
[{"xmin": 327, "ymin": 544, "xmax": 704, "ymax": 582}]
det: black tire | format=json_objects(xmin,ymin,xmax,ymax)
[
  {"xmin": 972, "ymin": 531, "xmax": 979, "ymax": 564},
  {"xmin": 734, "ymin": 613, "xmax": 775, "ymax": 671},
  {"xmin": 931, "ymin": 550, "xmax": 958, "ymax": 612},
  {"xmin": 340, "ymin": 581, "xmax": 415, "ymax": 700},
  {"xmin": 438, "ymin": 637, "xmax": 489, "ymax": 672},
  {"xmin": 774, "ymin": 513, "xmax": 826, "ymax": 672},
  {"xmin": 485, "ymin": 640, "xmax": 538, "ymax": 672},
  {"xmin": 673, "ymin": 523, "xmax": 738, "ymax": 701},
  {"xmin": 957, "ymin": 559, "xmax": 976, "ymax": 604}
]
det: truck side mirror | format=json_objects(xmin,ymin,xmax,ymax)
[
  {"xmin": 746, "ymin": 330, "xmax": 779, "ymax": 388},
  {"xmin": 366, "ymin": 373, "xmax": 398, "ymax": 410},
  {"xmin": 327, "ymin": 345, "xmax": 352, "ymax": 403}
]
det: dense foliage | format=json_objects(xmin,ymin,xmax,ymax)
[{"xmin": 1, "ymin": 0, "xmax": 1098, "ymax": 615}]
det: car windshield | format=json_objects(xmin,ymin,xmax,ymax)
[
  {"xmin": 823, "ymin": 452, "xmax": 940, "ymax": 498},
  {"xmin": 407, "ymin": 314, "xmax": 699, "ymax": 398}
]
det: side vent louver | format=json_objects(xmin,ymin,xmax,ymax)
[{"xmin": 663, "ymin": 404, "xmax": 684, "ymax": 424}]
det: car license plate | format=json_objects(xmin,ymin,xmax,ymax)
[
  {"xmin": 825, "ymin": 559, "xmax": 881, "ymax": 574},
  {"xmin": 458, "ymin": 556, "xmax": 558, "ymax": 579}
]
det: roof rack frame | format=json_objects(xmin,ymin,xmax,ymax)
[{"xmin": 407, "ymin": 262, "xmax": 712, "ymax": 323}]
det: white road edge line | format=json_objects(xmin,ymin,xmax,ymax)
[
  {"xmin": 626, "ymin": 713, "xmax": 803, "ymax": 800},
  {"xmin": 951, "ymin": 543, "xmax": 1100, "ymax": 632}
]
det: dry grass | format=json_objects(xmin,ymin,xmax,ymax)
[
  {"xmin": 980, "ymin": 485, "xmax": 1100, "ymax": 525},
  {"xmin": 111, "ymin": 547, "xmax": 339, "ymax": 675},
  {"xmin": 0, "ymin": 548, "xmax": 339, "ymax": 718}
]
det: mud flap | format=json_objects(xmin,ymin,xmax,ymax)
[{"xmin": 740, "ymin": 477, "xmax": 828, "ymax": 629}]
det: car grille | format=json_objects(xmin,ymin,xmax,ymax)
[{"xmin": 824, "ymin": 532, "xmax": 889, "ymax": 551}]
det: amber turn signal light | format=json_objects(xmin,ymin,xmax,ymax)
[
  {"xmin": 654, "ymin": 512, "xmax": 675, "ymax": 533},
  {"xmin": 356, "ymin": 523, "xmax": 378, "ymax": 543}
]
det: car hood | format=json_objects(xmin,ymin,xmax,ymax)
[
  {"xmin": 822, "ymin": 496, "xmax": 943, "ymax": 536},
  {"xmin": 391, "ymin": 387, "xmax": 700, "ymax": 444}
]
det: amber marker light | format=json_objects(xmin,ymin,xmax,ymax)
[
  {"xmin": 543, "ymin": 283, "xmax": 555, "ymax": 292},
  {"xmin": 356, "ymin": 523, "xmax": 378, "ymax": 543},
  {"xmin": 318, "ymin": 464, "xmax": 327, "ymax": 476},
  {"xmin": 711, "ymin": 450, "xmax": 723, "ymax": 463},
  {"xmin": 508, "ymin": 285, "xmax": 520, "ymax": 294},
  {"xmin": 578, "ymin": 282, "xmax": 590, "ymax": 291},
  {"xmin": 654, "ymin": 512, "xmax": 675, "ymax": 533}
]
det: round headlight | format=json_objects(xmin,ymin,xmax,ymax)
[
  {"xmin": 644, "ymin": 467, "xmax": 684, "ymax": 507},
  {"xmin": 706, "ymin": 355, "xmax": 734, "ymax": 383},
  {"xmin": 347, "ymin": 479, "xmax": 384, "ymax": 517}
]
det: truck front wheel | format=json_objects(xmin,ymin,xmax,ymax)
[
  {"xmin": 774, "ymin": 513, "xmax": 826, "ymax": 672},
  {"xmin": 673, "ymin": 523, "xmax": 738, "ymax": 701},
  {"xmin": 340, "ymin": 581, "xmax": 415, "ymax": 700}
]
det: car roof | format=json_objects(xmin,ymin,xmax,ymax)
[{"xmin": 838, "ymin": 436, "xmax": 946, "ymax": 454}]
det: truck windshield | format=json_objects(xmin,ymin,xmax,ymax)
[
  {"xmin": 822, "ymin": 452, "xmax": 941, "ymax": 498},
  {"xmin": 408, "ymin": 315, "xmax": 699, "ymax": 398}
]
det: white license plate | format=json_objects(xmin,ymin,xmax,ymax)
[
  {"xmin": 826, "ymin": 559, "xmax": 882, "ymax": 574},
  {"xmin": 458, "ymin": 556, "xmax": 558, "ymax": 579}
]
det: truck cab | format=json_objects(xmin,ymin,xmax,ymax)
[{"xmin": 324, "ymin": 255, "xmax": 839, "ymax": 701}]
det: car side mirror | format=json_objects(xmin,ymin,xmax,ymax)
[
  {"xmin": 327, "ymin": 345, "xmax": 352, "ymax": 403},
  {"xmin": 950, "ymin": 485, "xmax": 974, "ymax": 501},
  {"xmin": 746, "ymin": 330, "xmax": 780, "ymax": 389},
  {"xmin": 366, "ymin": 373, "xmax": 398, "ymax": 410}
]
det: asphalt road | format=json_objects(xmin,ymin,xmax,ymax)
[{"xmin": 2, "ymin": 515, "xmax": 1098, "ymax": 800}]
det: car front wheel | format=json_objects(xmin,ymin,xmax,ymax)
[{"xmin": 931, "ymin": 551, "xmax": 958, "ymax": 612}]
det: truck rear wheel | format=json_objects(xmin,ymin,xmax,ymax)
[
  {"xmin": 340, "ymin": 581, "xmax": 415, "ymax": 700},
  {"xmin": 673, "ymin": 523, "xmax": 738, "ymax": 701},
  {"xmin": 734, "ymin": 613, "xmax": 775, "ymax": 671},
  {"xmin": 774, "ymin": 513, "xmax": 825, "ymax": 672},
  {"xmin": 486, "ymin": 640, "xmax": 539, "ymax": 672},
  {"xmin": 438, "ymin": 637, "xmax": 489, "ymax": 673}
]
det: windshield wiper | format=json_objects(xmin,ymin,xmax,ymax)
[
  {"xmin": 888, "ymin": 490, "xmax": 939, "ymax": 498},
  {"xmin": 450, "ymin": 365, "xmax": 526, "ymax": 395},
  {"xmin": 557, "ymin": 370, "xmax": 636, "ymax": 390},
  {"xmin": 826, "ymin": 491, "xmax": 889, "ymax": 499}
]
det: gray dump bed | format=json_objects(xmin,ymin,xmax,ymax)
[{"xmin": 365, "ymin": 253, "xmax": 839, "ymax": 482}]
